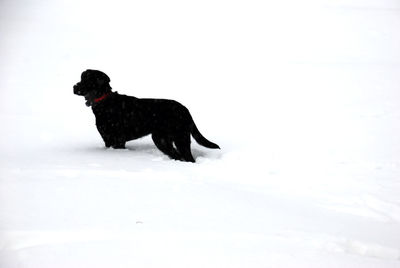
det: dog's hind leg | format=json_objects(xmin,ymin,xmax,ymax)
[
  {"xmin": 174, "ymin": 133, "xmax": 195, "ymax": 163},
  {"xmin": 152, "ymin": 133, "xmax": 181, "ymax": 161}
]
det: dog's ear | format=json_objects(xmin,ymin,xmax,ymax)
[{"xmin": 96, "ymin": 72, "xmax": 111, "ymax": 86}]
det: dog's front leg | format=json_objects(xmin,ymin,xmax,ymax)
[
  {"xmin": 111, "ymin": 142, "xmax": 126, "ymax": 149},
  {"xmin": 103, "ymin": 136, "xmax": 126, "ymax": 149},
  {"xmin": 97, "ymin": 126, "xmax": 126, "ymax": 149}
]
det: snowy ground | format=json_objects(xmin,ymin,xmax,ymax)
[{"xmin": 1, "ymin": 0, "xmax": 400, "ymax": 267}]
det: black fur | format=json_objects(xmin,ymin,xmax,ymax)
[{"xmin": 73, "ymin": 69, "xmax": 220, "ymax": 162}]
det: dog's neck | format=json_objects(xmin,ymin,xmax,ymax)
[
  {"xmin": 94, "ymin": 93, "xmax": 111, "ymax": 103},
  {"xmin": 86, "ymin": 92, "xmax": 112, "ymax": 107}
]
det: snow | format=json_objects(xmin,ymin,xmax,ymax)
[{"xmin": 1, "ymin": 0, "xmax": 400, "ymax": 267}]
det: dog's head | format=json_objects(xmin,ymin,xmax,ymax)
[{"xmin": 73, "ymin": 69, "xmax": 112, "ymax": 106}]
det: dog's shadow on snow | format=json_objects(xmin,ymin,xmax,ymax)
[
  {"xmin": 125, "ymin": 141, "xmax": 207, "ymax": 159},
  {"xmin": 82, "ymin": 139, "xmax": 214, "ymax": 161}
]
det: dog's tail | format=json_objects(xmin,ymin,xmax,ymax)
[{"xmin": 191, "ymin": 122, "xmax": 220, "ymax": 149}]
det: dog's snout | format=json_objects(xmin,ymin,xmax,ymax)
[{"xmin": 73, "ymin": 84, "xmax": 81, "ymax": 95}]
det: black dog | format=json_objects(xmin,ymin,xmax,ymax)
[{"xmin": 73, "ymin": 69, "xmax": 220, "ymax": 162}]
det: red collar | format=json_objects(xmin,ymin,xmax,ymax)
[{"xmin": 94, "ymin": 93, "xmax": 111, "ymax": 103}]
